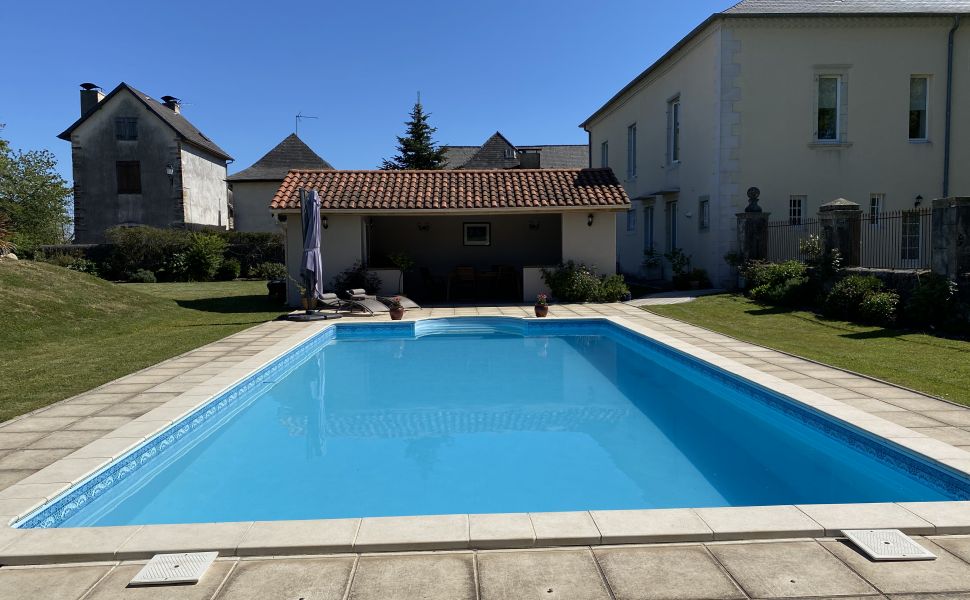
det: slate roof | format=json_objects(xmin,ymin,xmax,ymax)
[
  {"xmin": 58, "ymin": 83, "xmax": 232, "ymax": 161},
  {"xmin": 581, "ymin": 0, "xmax": 969, "ymax": 129},
  {"xmin": 228, "ymin": 134, "xmax": 333, "ymax": 182},
  {"xmin": 442, "ymin": 131, "xmax": 589, "ymax": 170},
  {"xmin": 270, "ymin": 169, "xmax": 629, "ymax": 212},
  {"xmin": 724, "ymin": 0, "xmax": 970, "ymax": 14}
]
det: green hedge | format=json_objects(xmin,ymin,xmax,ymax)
[{"xmin": 541, "ymin": 262, "xmax": 630, "ymax": 303}]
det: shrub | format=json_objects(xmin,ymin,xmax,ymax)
[
  {"xmin": 216, "ymin": 231, "xmax": 284, "ymax": 277},
  {"xmin": 905, "ymin": 273, "xmax": 959, "ymax": 329},
  {"xmin": 332, "ymin": 262, "xmax": 382, "ymax": 294},
  {"xmin": 37, "ymin": 252, "xmax": 99, "ymax": 276},
  {"xmin": 599, "ymin": 273, "xmax": 631, "ymax": 302},
  {"xmin": 158, "ymin": 252, "xmax": 189, "ymax": 282},
  {"xmin": 128, "ymin": 269, "xmax": 157, "ymax": 283},
  {"xmin": 106, "ymin": 226, "xmax": 191, "ymax": 277},
  {"xmin": 184, "ymin": 233, "xmax": 227, "ymax": 281},
  {"xmin": 742, "ymin": 261, "xmax": 808, "ymax": 307},
  {"xmin": 253, "ymin": 261, "xmax": 288, "ymax": 281},
  {"xmin": 0, "ymin": 212, "xmax": 14, "ymax": 255},
  {"xmin": 541, "ymin": 262, "xmax": 630, "ymax": 302},
  {"xmin": 216, "ymin": 257, "xmax": 241, "ymax": 281},
  {"xmin": 824, "ymin": 275, "xmax": 884, "ymax": 320},
  {"xmin": 858, "ymin": 291, "xmax": 900, "ymax": 326}
]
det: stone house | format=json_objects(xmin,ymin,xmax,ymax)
[
  {"xmin": 581, "ymin": 0, "xmax": 970, "ymax": 284},
  {"xmin": 227, "ymin": 134, "xmax": 334, "ymax": 233},
  {"xmin": 58, "ymin": 82, "xmax": 233, "ymax": 243},
  {"xmin": 443, "ymin": 131, "xmax": 588, "ymax": 170}
]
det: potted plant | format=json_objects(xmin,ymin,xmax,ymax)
[
  {"xmin": 534, "ymin": 293, "xmax": 549, "ymax": 318},
  {"xmin": 288, "ymin": 276, "xmax": 316, "ymax": 310},
  {"xmin": 387, "ymin": 296, "xmax": 406, "ymax": 320},
  {"xmin": 642, "ymin": 247, "xmax": 662, "ymax": 280}
]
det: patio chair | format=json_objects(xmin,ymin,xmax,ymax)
[
  {"xmin": 346, "ymin": 288, "xmax": 421, "ymax": 309},
  {"xmin": 318, "ymin": 292, "xmax": 387, "ymax": 316}
]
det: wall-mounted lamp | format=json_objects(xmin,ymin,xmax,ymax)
[
  {"xmin": 417, "ymin": 221, "xmax": 430, "ymax": 232},
  {"xmin": 528, "ymin": 219, "xmax": 540, "ymax": 231},
  {"xmin": 587, "ymin": 214, "xmax": 594, "ymax": 227},
  {"xmin": 915, "ymin": 195, "xmax": 923, "ymax": 208},
  {"xmin": 321, "ymin": 215, "xmax": 329, "ymax": 230},
  {"xmin": 277, "ymin": 214, "xmax": 287, "ymax": 223},
  {"xmin": 165, "ymin": 163, "xmax": 174, "ymax": 184}
]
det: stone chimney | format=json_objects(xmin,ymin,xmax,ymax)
[
  {"xmin": 79, "ymin": 83, "xmax": 104, "ymax": 116},
  {"xmin": 160, "ymin": 95, "xmax": 181, "ymax": 114}
]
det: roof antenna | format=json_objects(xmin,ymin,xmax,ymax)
[{"xmin": 295, "ymin": 111, "xmax": 318, "ymax": 135}]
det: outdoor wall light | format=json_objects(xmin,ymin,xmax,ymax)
[
  {"xmin": 417, "ymin": 222, "xmax": 430, "ymax": 232},
  {"xmin": 915, "ymin": 195, "xmax": 923, "ymax": 208},
  {"xmin": 321, "ymin": 216, "xmax": 329, "ymax": 230},
  {"xmin": 277, "ymin": 214, "xmax": 287, "ymax": 222},
  {"xmin": 165, "ymin": 163, "xmax": 174, "ymax": 184},
  {"xmin": 528, "ymin": 219, "xmax": 540, "ymax": 231},
  {"xmin": 587, "ymin": 214, "xmax": 594, "ymax": 227}
]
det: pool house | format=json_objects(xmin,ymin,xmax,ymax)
[{"xmin": 270, "ymin": 169, "xmax": 631, "ymax": 305}]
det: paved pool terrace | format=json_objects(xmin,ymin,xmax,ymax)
[{"xmin": 1, "ymin": 300, "xmax": 970, "ymax": 597}]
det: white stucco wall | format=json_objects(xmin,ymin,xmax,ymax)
[
  {"xmin": 231, "ymin": 181, "xmax": 281, "ymax": 232},
  {"xmin": 561, "ymin": 211, "xmax": 617, "ymax": 274},
  {"xmin": 180, "ymin": 144, "xmax": 229, "ymax": 228},
  {"xmin": 731, "ymin": 16, "xmax": 969, "ymax": 217},
  {"xmin": 284, "ymin": 212, "xmax": 364, "ymax": 305},
  {"xmin": 586, "ymin": 16, "xmax": 969, "ymax": 286},
  {"xmin": 585, "ymin": 23, "xmax": 724, "ymax": 281}
]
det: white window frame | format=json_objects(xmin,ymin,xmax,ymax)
[
  {"xmin": 643, "ymin": 204, "xmax": 655, "ymax": 252},
  {"xmin": 900, "ymin": 211, "xmax": 921, "ymax": 262},
  {"xmin": 665, "ymin": 200, "xmax": 678, "ymax": 252},
  {"xmin": 869, "ymin": 193, "xmax": 884, "ymax": 225},
  {"xmin": 698, "ymin": 196, "xmax": 710, "ymax": 230},
  {"xmin": 668, "ymin": 96, "xmax": 681, "ymax": 164},
  {"xmin": 601, "ymin": 140, "xmax": 609, "ymax": 168},
  {"xmin": 626, "ymin": 123, "xmax": 637, "ymax": 180},
  {"xmin": 815, "ymin": 74, "xmax": 843, "ymax": 142},
  {"xmin": 789, "ymin": 195, "xmax": 805, "ymax": 225},
  {"xmin": 909, "ymin": 75, "xmax": 930, "ymax": 141}
]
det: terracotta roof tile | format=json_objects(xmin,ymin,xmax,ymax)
[{"xmin": 270, "ymin": 169, "xmax": 630, "ymax": 211}]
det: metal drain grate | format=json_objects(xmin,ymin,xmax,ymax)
[
  {"xmin": 842, "ymin": 529, "xmax": 936, "ymax": 561},
  {"xmin": 129, "ymin": 552, "xmax": 218, "ymax": 586}
]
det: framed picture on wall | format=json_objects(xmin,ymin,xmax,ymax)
[{"xmin": 463, "ymin": 222, "xmax": 491, "ymax": 246}]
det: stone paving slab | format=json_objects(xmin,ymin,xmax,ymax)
[{"xmin": 2, "ymin": 536, "xmax": 969, "ymax": 599}]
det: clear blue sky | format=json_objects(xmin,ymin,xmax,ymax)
[{"xmin": 2, "ymin": 0, "xmax": 729, "ymax": 181}]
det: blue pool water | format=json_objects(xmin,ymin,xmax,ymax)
[{"xmin": 22, "ymin": 318, "xmax": 969, "ymax": 528}]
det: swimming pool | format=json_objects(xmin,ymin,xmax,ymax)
[{"xmin": 17, "ymin": 318, "xmax": 970, "ymax": 528}]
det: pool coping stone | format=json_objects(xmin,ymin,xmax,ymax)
[{"xmin": 1, "ymin": 314, "xmax": 970, "ymax": 565}]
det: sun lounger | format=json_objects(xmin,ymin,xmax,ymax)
[
  {"xmin": 346, "ymin": 288, "xmax": 421, "ymax": 309},
  {"xmin": 318, "ymin": 292, "xmax": 387, "ymax": 316}
]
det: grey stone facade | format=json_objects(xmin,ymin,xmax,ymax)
[{"xmin": 58, "ymin": 83, "xmax": 232, "ymax": 243}]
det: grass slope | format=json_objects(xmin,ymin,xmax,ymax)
[
  {"xmin": 0, "ymin": 261, "xmax": 286, "ymax": 422},
  {"xmin": 647, "ymin": 294, "xmax": 970, "ymax": 406}
]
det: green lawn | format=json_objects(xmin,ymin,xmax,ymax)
[
  {"xmin": 646, "ymin": 294, "xmax": 970, "ymax": 406},
  {"xmin": 0, "ymin": 261, "xmax": 287, "ymax": 422}
]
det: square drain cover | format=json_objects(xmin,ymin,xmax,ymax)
[
  {"xmin": 842, "ymin": 529, "xmax": 936, "ymax": 561},
  {"xmin": 129, "ymin": 552, "xmax": 218, "ymax": 586}
]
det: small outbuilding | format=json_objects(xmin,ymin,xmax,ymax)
[{"xmin": 270, "ymin": 168, "xmax": 630, "ymax": 305}]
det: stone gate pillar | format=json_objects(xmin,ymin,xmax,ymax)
[
  {"xmin": 819, "ymin": 198, "xmax": 862, "ymax": 267},
  {"xmin": 932, "ymin": 197, "xmax": 970, "ymax": 279},
  {"xmin": 736, "ymin": 187, "xmax": 770, "ymax": 261}
]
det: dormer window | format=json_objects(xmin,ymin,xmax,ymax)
[
  {"xmin": 115, "ymin": 117, "xmax": 138, "ymax": 141},
  {"xmin": 504, "ymin": 148, "xmax": 516, "ymax": 159}
]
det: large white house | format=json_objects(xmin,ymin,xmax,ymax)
[{"xmin": 582, "ymin": 0, "xmax": 970, "ymax": 284}]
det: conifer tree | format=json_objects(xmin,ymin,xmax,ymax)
[{"xmin": 380, "ymin": 100, "xmax": 447, "ymax": 170}]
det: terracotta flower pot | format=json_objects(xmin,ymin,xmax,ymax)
[
  {"xmin": 301, "ymin": 298, "xmax": 317, "ymax": 311},
  {"xmin": 389, "ymin": 306, "xmax": 406, "ymax": 320},
  {"xmin": 534, "ymin": 305, "xmax": 549, "ymax": 318}
]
